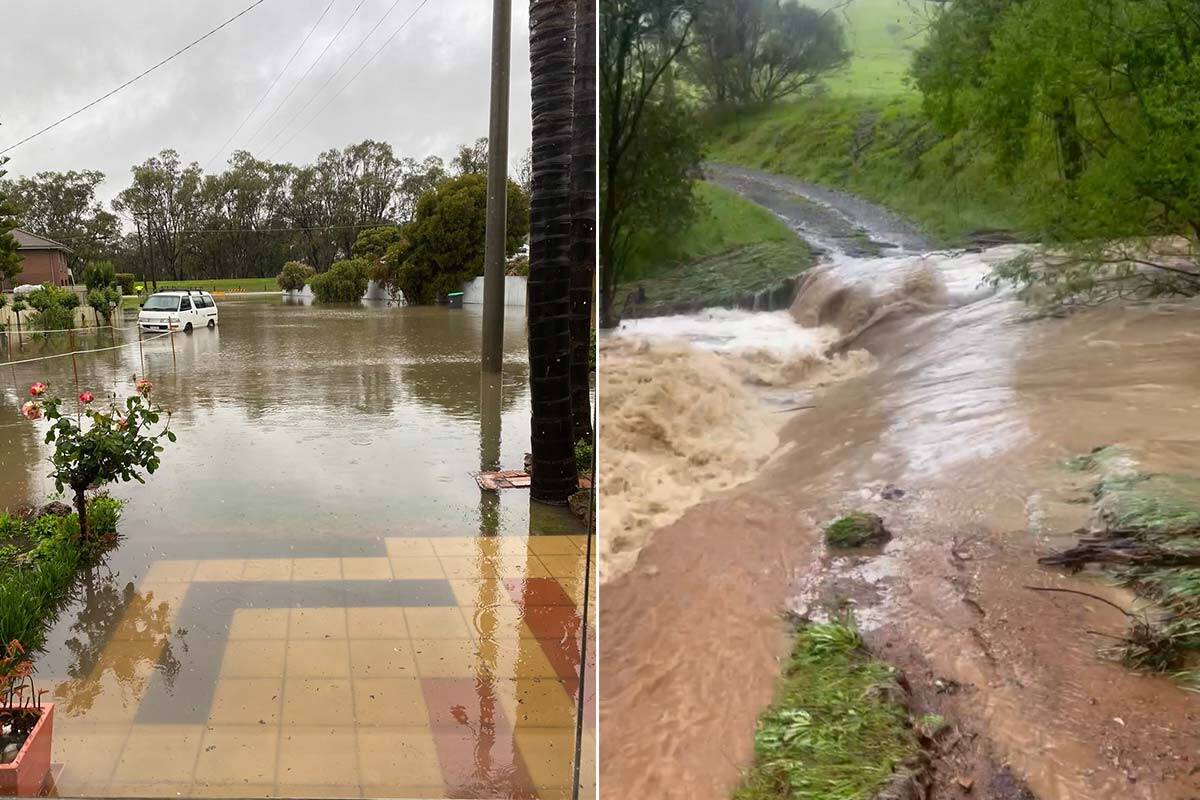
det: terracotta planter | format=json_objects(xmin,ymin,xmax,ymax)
[{"xmin": 0, "ymin": 703, "xmax": 53, "ymax": 797}]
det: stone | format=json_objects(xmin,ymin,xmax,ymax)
[{"xmin": 823, "ymin": 512, "xmax": 891, "ymax": 547}]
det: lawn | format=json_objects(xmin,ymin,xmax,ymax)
[
  {"xmin": 143, "ymin": 277, "xmax": 280, "ymax": 293},
  {"xmin": 616, "ymin": 181, "xmax": 815, "ymax": 316},
  {"xmin": 808, "ymin": 0, "xmax": 925, "ymax": 98}
]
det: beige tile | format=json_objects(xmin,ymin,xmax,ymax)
[
  {"xmin": 189, "ymin": 783, "xmax": 276, "ymax": 798},
  {"xmin": 384, "ymin": 537, "xmax": 435, "ymax": 557},
  {"xmin": 496, "ymin": 678, "xmax": 577, "ymax": 728},
  {"xmin": 346, "ymin": 607, "xmax": 408, "ymax": 640},
  {"xmin": 410, "ymin": 638, "xmax": 481, "ymax": 678},
  {"xmin": 52, "ymin": 722, "xmax": 129, "ymax": 787},
  {"xmin": 356, "ymin": 727, "xmax": 443, "ymax": 786},
  {"xmin": 289, "ymin": 607, "xmax": 347, "ymax": 640},
  {"xmin": 290, "ymin": 557, "xmax": 341, "ymax": 582},
  {"xmin": 282, "ymin": 679, "xmax": 355, "ymax": 726},
  {"xmin": 437, "ymin": 555, "xmax": 525, "ymax": 581},
  {"xmin": 538, "ymin": 554, "xmax": 588, "ymax": 578},
  {"xmin": 193, "ymin": 559, "xmax": 246, "ymax": 582},
  {"xmin": 194, "ymin": 725, "xmax": 278, "ymax": 784},
  {"xmin": 113, "ymin": 724, "xmax": 204, "ymax": 783},
  {"xmin": 276, "ymin": 727, "xmax": 358, "ymax": 787},
  {"xmin": 567, "ymin": 535, "xmax": 588, "ymax": 551},
  {"xmin": 219, "ymin": 639, "xmax": 287, "ymax": 679},
  {"xmin": 349, "ymin": 640, "xmax": 417, "ymax": 678},
  {"xmin": 242, "ymin": 559, "xmax": 293, "ymax": 582},
  {"xmin": 285, "ymin": 640, "xmax": 351, "ymax": 679},
  {"xmin": 469, "ymin": 605, "xmax": 538, "ymax": 640},
  {"xmin": 527, "ymin": 536, "xmax": 580, "ymax": 556},
  {"xmin": 340, "ymin": 557, "xmax": 392, "ymax": 581},
  {"xmin": 208, "ymin": 678, "xmax": 283, "ymax": 725},
  {"xmin": 449, "ymin": 579, "xmax": 518, "ymax": 608},
  {"xmin": 228, "ymin": 608, "xmax": 289, "ymax": 640},
  {"xmin": 428, "ymin": 536, "xmax": 479, "ymax": 556},
  {"xmin": 388, "ymin": 556, "xmax": 445, "ymax": 579},
  {"xmin": 404, "ymin": 607, "xmax": 471, "ymax": 639},
  {"xmin": 515, "ymin": 728, "xmax": 576, "ymax": 790},
  {"xmin": 142, "ymin": 560, "xmax": 197, "ymax": 583},
  {"xmin": 351, "ymin": 678, "xmax": 429, "ymax": 726},
  {"xmin": 276, "ymin": 784, "xmax": 361, "ymax": 798},
  {"xmin": 361, "ymin": 786, "xmax": 446, "ymax": 799},
  {"xmin": 106, "ymin": 781, "xmax": 195, "ymax": 797},
  {"xmin": 134, "ymin": 582, "xmax": 191, "ymax": 609}
]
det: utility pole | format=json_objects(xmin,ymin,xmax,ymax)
[{"xmin": 481, "ymin": 0, "xmax": 512, "ymax": 374}]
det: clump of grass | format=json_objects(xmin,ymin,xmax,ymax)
[
  {"xmin": 824, "ymin": 512, "xmax": 891, "ymax": 548},
  {"xmin": 735, "ymin": 620, "xmax": 918, "ymax": 800},
  {"xmin": 0, "ymin": 496, "xmax": 124, "ymax": 652}
]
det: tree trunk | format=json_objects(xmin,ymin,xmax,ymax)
[
  {"xmin": 527, "ymin": 0, "xmax": 580, "ymax": 504},
  {"xmin": 568, "ymin": 0, "xmax": 596, "ymax": 447},
  {"xmin": 74, "ymin": 485, "xmax": 89, "ymax": 543},
  {"xmin": 1053, "ymin": 96, "xmax": 1084, "ymax": 182}
]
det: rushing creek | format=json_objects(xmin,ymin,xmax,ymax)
[{"xmin": 600, "ymin": 165, "xmax": 1200, "ymax": 799}]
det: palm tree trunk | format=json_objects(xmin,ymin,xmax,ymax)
[
  {"xmin": 569, "ymin": 0, "xmax": 596, "ymax": 447},
  {"xmin": 528, "ymin": 0, "xmax": 580, "ymax": 505}
]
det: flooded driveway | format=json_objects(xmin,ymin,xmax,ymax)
[{"xmin": 0, "ymin": 297, "xmax": 593, "ymax": 799}]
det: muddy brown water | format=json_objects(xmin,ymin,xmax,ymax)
[{"xmin": 601, "ymin": 172, "xmax": 1200, "ymax": 799}]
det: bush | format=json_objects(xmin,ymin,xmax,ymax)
[
  {"xmin": 34, "ymin": 305, "xmax": 75, "ymax": 332},
  {"xmin": 87, "ymin": 287, "xmax": 121, "ymax": 322},
  {"xmin": 309, "ymin": 259, "xmax": 368, "ymax": 303},
  {"xmin": 81, "ymin": 261, "xmax": 116, "ymax": 291},
  {"xmin": 276, "ymin": 261, "xmax": 316, "ymax": 292},
  {"xmin": 114, "ymin": 273, "xmax": 136, "ymax": 294},
  {"xmin": 25, "ymin": 283, "xmax": 79, "ymax": 313}
]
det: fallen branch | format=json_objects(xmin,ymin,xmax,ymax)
[{"xmin": 1022, "ymin": 585, "xmax": 1136, "ymax": 618}]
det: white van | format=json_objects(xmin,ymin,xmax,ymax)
[{"xmin": 137, "ymin": 291, "xmax": 219, "ymax": 333}]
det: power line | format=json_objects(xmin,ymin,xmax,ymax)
[
  {"xmin": 261, "ymin": 0, "xmax": 417, "ymax": 155},
  {"xmin": 0, "ymin": 0, "xmax": 272, "ymax": 157},
  {"xmin": 205, "ymin": 0, "xmax": 339, "ymax": 170},
  {"xmin": 271, "ymin": 0, "xmax": 433, "ymax": 158},
  {"xmin": 243, "ymin": 0, "xmax": 374, "ymax": 149}
]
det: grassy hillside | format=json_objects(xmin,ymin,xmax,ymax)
[
  {"xmin": 705, "ymin": 96, "xmax": 1031, "ymax": 245},
  {"xmin": 616, "ymin": 181, "xmax": 814, "ymax": 316},
  {"xmin": 809, "ymin": 0, "xmax": 924, "ymax": 97}
]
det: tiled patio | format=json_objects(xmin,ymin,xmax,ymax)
[{"xmin": 44, "ymin": 535, "xmax": 596, "ymax": 799}]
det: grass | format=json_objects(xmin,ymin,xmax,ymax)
[
  {"xmin": 617, "ymin": 181, "xmax": 815, "ymax": 316},
  {"xmin": 824, "ymin": 512, "xmax": 890, "ymax": 548},
  {"xmin": 704, "ymin": 95, "xmax": 1029, "ymax": 245},
  {"xmin": 808, "ymin": 0, "xmax": 925, "ymax": 97},
  {"xmin": 735, "ymin": 620, "xmax": 918, "ymax": 800},
  {"xmin": 0, "ymin": 497, "xmax": 123, "ymax": 653}
]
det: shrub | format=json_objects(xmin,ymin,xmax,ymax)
[
  {"xmin": 10, "ymin": 301, "xmax": 26, "ymax": 314},
  {"xmin": 309, "ymin": 259, "xmax": 368, "ymax": 303},
  {"xmin": 276, "ymin": 261, "xmax": 316, "ymax": 292},
  {"xmin": 823, "ymin": 512, "xmax": 891, "ymax": 547},
  {"xmin": 21, "ymin": 379, "xmax": 175, "ymax": 543},
  {"xmin": 34, "ymin": 305, "xmax": 74, "ymax": 332},
  {"xmin": 114, "ymin": 273, "xmax": 136, "ymax": 294},
  {"xmin": 25, "ymin": 284, "xmax": 78, "ymax": 313},
  {"xmin": 81, "ymin": 261, "xmax": 117, "ymax": 291},
  {"xmin": 86, "ymin": 287, "xmax": 121, "ymax": 323},
  {"xmin": 506, "ymin": 256, "xmax": 530, "ymax": 277}
]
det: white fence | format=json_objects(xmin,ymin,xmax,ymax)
[{"xmin": 460, "ymin": 276, "xmax": 527, "ymax": 307}]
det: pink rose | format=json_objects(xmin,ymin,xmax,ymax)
[
  {"xmin": 116, "ymin": 413, "xmax": 128, "ymax": 429},
  {"xmin": 20, "ymin": 401, "xmax": 41, "ymax": 421},
  {"xmin": 79, "ymin": 391, "xmax": 94, "ymax": 404},
  {"xmin": 135, "ymin": 378, "xmax": 153, "ymax": 397},
  {"xmin": 28, "ymin": 382, "xmax": 46, "ymax": 397}
]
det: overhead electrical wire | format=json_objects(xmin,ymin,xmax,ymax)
[
  {"xmin": 270, "ymin": 0, "xmax": 433, "ymax": 159},
  {"xmin": 242, "ymin": 0, "xmax": 374, "ymax": 149},
  {"xmin": 205, "ymin": 0, "xmax": 340, "ymax": 170},
  {"xmin": 0, "ymin": 0, "xmax": 272, "ymax": 157},
  {"xmin": 260, "ymin": 0, "xmax": 418, "ymax": 155}
]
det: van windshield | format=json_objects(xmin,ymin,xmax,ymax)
[{"xmin": 143, "ymin": 296, "xmax": 180, "ymax": 312}]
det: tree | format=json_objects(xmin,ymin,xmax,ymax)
[
  {"xmin": 352, "ymin": 225, "xmax": 405, "ymax": 262},
  {"xmin": 276, "ymin": 260, "xmax": 316, "ymax": 291},
  {"xmin": 1, "ymin": 170, "xmax": 119, "ymax": 274},
  {"xmin": 309, "ymin": 259, "xmax": 369, "ymax": 303},
  {"xmin": 528, "ymin": 0, "xmax": 580, "ymax": 504},
  {"xmin": 600, "ymin": 0, "xmax": 702, "ymax": 326},
  {"xmin": 570, "ymin": 0, "xmax": 597, "ymax": 446},
  {"xmin": 452, "ymin": 138, "xmax": 490, "ymax": 175},
  {"xmin": 0, "ymin": 159, "xmax": 21, "ymax": 287},
  {"xmin": 385, "ymin": 173, "xmax": 529, "ymax": 304},
  {"xmin": 690, "ymin": 0, "xmax": 849, "ymax": 106}
]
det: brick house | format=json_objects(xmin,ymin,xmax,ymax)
[{"xmin": 8, "ymin": 228, "xmax": 72, "ymax": 288}]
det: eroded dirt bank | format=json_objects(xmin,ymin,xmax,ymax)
[{"xmin": 600, "ymin": 170, "xmax": 1200, "ymax": 799}]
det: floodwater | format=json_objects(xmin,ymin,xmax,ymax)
[
  {"xmin": 0, "ymin": 297, "xmax": 594, "ymax": 799},
  {"xmin": 601, "ymin": 170, "xmax": 1200, "ymax": 798}
]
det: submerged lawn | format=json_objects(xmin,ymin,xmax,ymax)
[{"xmin": 736, "ymin": 621, "xmax": 917, "ymax": 800}]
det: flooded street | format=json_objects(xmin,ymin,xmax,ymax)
[
  {"xmin": 601, "ymin": 169, "xmax": 1200, "ymax": 798},
  {"xmin": 0, "ymin": 297, "xmax": 593, "ymax": 799}
]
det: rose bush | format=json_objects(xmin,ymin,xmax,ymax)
[{"xmin": 20, "ymin": 380, "xmax": 176, "ymax": 542}]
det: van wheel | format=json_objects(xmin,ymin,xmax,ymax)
[
  {"xmin": 184, "ymin": 322, "xmax": 193, "ymax": 333},
  {"xmin": 207, "ymin": 319, "xmax": 216, "ymax": 329}
]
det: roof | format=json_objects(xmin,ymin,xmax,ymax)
[
  {"xmin": 11, "ymin": 228, "xmax": 71, "ymax": 252},
  {"xmin": 149, "ymin": 290, "xmax": 213, "ymax": 296}
]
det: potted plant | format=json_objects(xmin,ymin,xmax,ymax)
[{"xmin": 0, "ymin": 641, "xmax": 53, "ymax": 796}]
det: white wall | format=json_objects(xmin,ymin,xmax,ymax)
[{"xmin": 461, "ymin": 276, "xmax": 527, "ymax": 307}]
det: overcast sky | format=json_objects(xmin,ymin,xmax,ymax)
[{"xmin": 0, "ymin": 0, "xmax": 532, "ymax": 204}]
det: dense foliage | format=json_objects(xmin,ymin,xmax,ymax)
[
  {"xmin": 0, "ymin": 159, "xmax": 21, "ymax": 286},
  {"xmin": 309, "ymin": 259, "xmax": 369, "ymax": 303},
  {"xmin": 275, "ymin": 260, "xmax": 316, "ymax": 292},
  {"xmin": 381, "ymin": 173, "xmax": 529, "ymax": 304}
]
